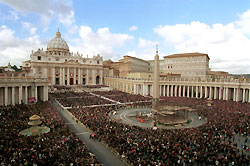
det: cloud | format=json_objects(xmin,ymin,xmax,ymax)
[
  {"xmin": 0, "ymin": 25, "xmax": 45, "ymax": 66},
  {"xmin": 0, "ymin": 10, "xmax": 19, "ymax": 21},
  {"xmin": 154, "ymin": 10, "xmax": 250, "ymax": 74},
  {"xmin": 69, "ymin": 26, "xmax": 134, "ymax": 60},
  {"xmin": 129, "ymin": 25, "xmax": 138, "ymax": 31},
  {"xmin": 138, "ymin": 38, "xmax": 158, "ymax": 48},
  {"xmin": 22, "ymin": 22, "xmax": 37, "ymax": 35},
  {"xmin": 0, "ymin": 0, "xmax": 74, "ymax": 26}
]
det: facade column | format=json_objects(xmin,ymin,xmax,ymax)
[
  {"xmin": 12, "ymin": 87, "xmax": 15, "ymax": 105},
  {"xmin": 52, "ymin": 67, "xmax": 55, "ymax": 85},
  {"xmin": 187, "ymin": 86, "xmax": 190, "ymax": 97},
  {"xmin": 242, "ymin": 88, "xmax": 246, "ymax": 102},
  {"xmin": 19, "ymin": 86, "xmax": 22, "ymax": 104},
  {"xmin": 62, "ymin": 68, "xmax": 65, "ymax": 85},
  {"xmin": 92, "ymin": 69, "xmax": 95, "ymax": 84},
  {"xmin": 183, "ymin": 85, "xmax": 186, "ymax": 97},
  {"xmin": 226, "ymin": 87, "xmax": 229, "ymax": 100},
  {"xmin": 223, "ymin": 88, "xmax": 226, "ymax": 100},
  {"xmin": 4, "ymin": 87, "xmax": 8, "ymax": 106},
  {"xmin": 178, "ymin": 85, "xmax": 182, "ymax": 97},
  {"xmin": 67, "ymin": 68, "xmax": 70, "ymax": 85},
  {"xmin": 134, "ymin": 84, "xmax": 137, "ymax": 94},
  {"xmin": 233, "ymin": 88, "xmax": 236, "ymax": 101},
  {"xmin": 43, "ymin": 86, "xmax": 48, "ymax": 101},
  {"xmin": 100, "ymin": 70, "xmax": 103, "ymax": 85},
  {"xmin": 86, "ymin": 69, "xmax": 89, "ymax": 85},
  {"xmin": 74, "ymin": 68, "xmax": 76, "ymax": 85},
  {"xmin": 78, "ymin": 68, "xmax": 81, "ymax": 84},
  {"xmin": 59, "ymin": 67, "xmax": 63, "ymax": 85}
]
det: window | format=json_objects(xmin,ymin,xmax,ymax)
[
  {"xmin": 37, "ymin": 56, "xmax": 41, "ymax": 60},
  {"xmin": 65, "ymin": 59, "xmax": 67, "ymax": 62},
  {"xmin": 97, "ymin": 60, "xmax": 99, "ymax": 64},
  {"xmin": 76, "ymin": 60, "xmax": 78, "ymax": 62},
  {"xmin": 56, "ymin": 58, "xmax": 59, "ymax": 61}
]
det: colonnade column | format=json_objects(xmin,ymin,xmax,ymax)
[
  {"xmin": 219, "ymin": 87, "xmax": 222, "ymax": 100},
  {"xmin": 166, "ymin": 85, "xmax": 169, "ymax": 97},
  {"xmin": 226, "ymin": 87, "xmax": 229, "ymax": 101},
  {"xmin": 204, "ymin": 86, "xmax": 207, "ymax": 98},
  {"xmin": 209, "ymin": 86, "xmax": 212, "ymax": 99},
  {"xmin": 223, "ymin": 88, "xmax": 226, "ymax": 100},
  {"xmin": 200, "ymin": 86, "xmax": 203, "ymax": 98},
  {"xmin": 179, "ymin": 86, "xmax": 182, "ymax": 97},
  {"xmin": 25, "ymin": 86, "xmax": 28, "ymax": 104},
  {"xmin": 183, "ymin": 86, "xmax": 186, "ymax": 97},
  {"xmin": 191, "ymin": 86, "xmax": 194, "ymax": 98},
  {"xmin": 4, "ymin": 87, "xmax": 8, "ymax": 106},
  {"xmin": 196, "ymin": 86, "xmax": 198, "ymax": 98},
  {"xmin": 214, "ymin": 87, "xmax": 217, "ymax": 99},
  {"xmin": 174, "ymin": 85, "xmax": 177, "ymax": 97},
  {"xmin": 187, "ymin": 86, "xmax": 190, "ymax": 97},
  {"xmin": 171, "ymin": 85, "xmax": 174, "ymax": 96},
  {"xmin": 12, "ymin": 87, "xmax": 15, "ymax": 105},
  {"xmin": 163, "ymin": 85, "xmax": 166, "ymax": 96},
  {"xmin": 19, "ymin": 86, "xmax": 22, "ymax": 104}
]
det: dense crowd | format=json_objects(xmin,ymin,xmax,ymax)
[
  {"xmin": 66, "ymin": 93, "xmax": 250, "ymax": 165},
  {"xmin": 93, "ymin": 90, "xmax": 152, "ymax": 103},
  {"xmin": 0, "ymin": 101, "xmax": 101, "ymax": 166}
]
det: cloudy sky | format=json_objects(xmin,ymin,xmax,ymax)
[{"xmin": 0, "ymin": 0, "xmax": 250, "ymax": 74}]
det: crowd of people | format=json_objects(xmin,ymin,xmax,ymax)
[
  {"xmin": 93, "ymin": 90, "xmax": 152, "ymax": 103},
  {"xmin": 66, "ymin": 92, "xmax": 250, "ymax": 166},
  {"xmin": 0, "ymin": 101, "xmax": 101, "ymax": 166}
]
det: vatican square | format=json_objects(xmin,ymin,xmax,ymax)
[{"xmin": 1, "ymin": 0, "xmax": 250, "ymax": 165}]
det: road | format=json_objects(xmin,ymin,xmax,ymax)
[{"xmin": 54, "ymin": 101, "xmax": 128, "ymax": 166}]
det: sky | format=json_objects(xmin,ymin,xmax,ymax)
[{"xmin": 0, "ymin": 0, "xmax": 250, "ymax": 74}]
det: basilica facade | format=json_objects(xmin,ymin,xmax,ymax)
[{"xmin": 22, "ymin": 30, "xmax": 103, "ymax": 87}]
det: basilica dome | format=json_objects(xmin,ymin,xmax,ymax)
[{"xmin": 47, "ymin": 30, "xmax": 69, "ymax": 51}]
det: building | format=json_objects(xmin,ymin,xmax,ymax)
[
  {"xmin": 0, "ymin": 30, "xmax": 104, "ymax": 106},
  {"xmin": 23, "ymin": 29, "xmax": 104, "ymax": 86},
  {"xmin": 104, "ymin": 51, "xmax": 250, "ymax": 103},
  {"xmin": 163, "ymin": 52, "xmax": 210, "ymax": 78},
  {"xmin": 0, "ymin": 63, "xmax": 48, "ymax": 106}
]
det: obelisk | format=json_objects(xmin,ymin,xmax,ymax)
[{"xmin": 152, "ymin": 45, "xmax": 160, "ymax": 112}]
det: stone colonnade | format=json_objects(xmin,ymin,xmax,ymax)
[
  {"xmin": 0, "ymin": 78, "xmax": 48, "ymax": 106},
  {"xmin": 104, "ymin": 77, "xmax": 250, "ymax": 103}
]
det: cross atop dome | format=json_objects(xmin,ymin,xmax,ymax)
[{"xmin": 56, "ymin": 28, "xmax": 61, "ymax": 38}]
